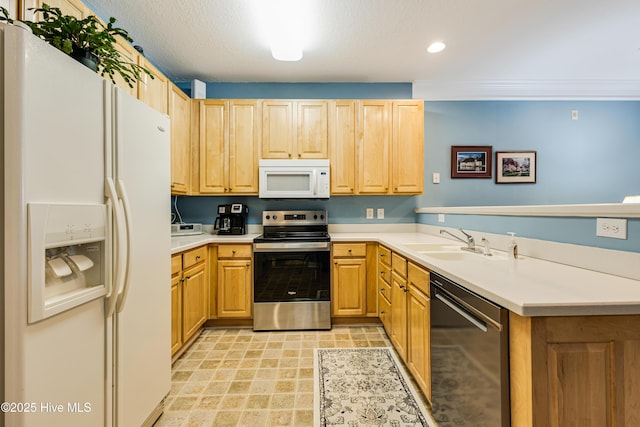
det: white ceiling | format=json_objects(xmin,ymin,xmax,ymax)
[{"xmin": 85, "ymin": 0, "xmax": 640, "ymax": 85}]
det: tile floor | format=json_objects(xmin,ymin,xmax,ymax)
[{"xmin": 154, "ymin": 325, "xmax": 430, "ymax": 427}]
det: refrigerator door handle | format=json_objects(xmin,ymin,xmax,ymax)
[
  {"xmin": 115, "ymin": 179, "xmax": 133, "ymax": 313},
  {"xmin": 105, "ymin": 177, "xmax": 127, "ymax": 317}
]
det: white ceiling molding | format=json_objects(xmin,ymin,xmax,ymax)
[{"xmin": 412, "ymin": 80, "xmax": 640, "ymax": 100}]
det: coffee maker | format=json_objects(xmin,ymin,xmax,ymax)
[{"xmin": 214, "ymin": 203, "xmax": 248, "ymax": 235}]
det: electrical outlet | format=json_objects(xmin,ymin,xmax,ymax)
[
  {"xmin": 438, "ymin": 214, "xmax": 445, "ymax": 223},
  {"xmin": 377, "ymin": 208, "xmax": 385, "ymax": 219},
  {"xmin": 366, "ymin": 208, "xmax": 374, "ymax": 220},
  {"xmin": 572, "ymin": 110, "xmax": 579, "ymax": 120},
  {"xmin": 596, "ymin": 217, "xmax": 627, "ymax": 239}
]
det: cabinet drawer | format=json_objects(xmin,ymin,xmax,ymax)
[
  {"xmin": 391, "ymin": 252, "xmax": 407, "ymax": 278},
  {"xmin": 379, "ymin": 292, "xmax": 391, "ymax": 332},
  {"xmin": 408, "ymin": 262, "xmax": 430, "ymax": 296},
  {"xmin": 183, "ymin": 246, "xmax": 207, "ymax": 269},
  {"xmin": 379, "ymin": 273, "xmax": 391, "ymax": 302},
  {"xmin": 218, "ymin": 244, "xmax": 252, "ymax": 259},
  {"xmin": 333, "ymin": 243, "xmax": 367, "ymax": 257},
  {"xmin": 171, "ymin": 254, "xmax": 182, "ymax": 276},
  {"xmin": 378, "ymin": 245, "xmax": 392, "ymax": 267},
  {"xmin": 379, "ymin": 263, "xmax": 391, "ymax": 286}
]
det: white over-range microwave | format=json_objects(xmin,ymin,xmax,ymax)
[{"xmin": 259, "ymin": 159, "xmax": 330, "ymax": 199}]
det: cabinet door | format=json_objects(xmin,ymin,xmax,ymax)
[
  {"xmin": 170, "ymin": 275, "xmax": 183, "ymax": 356},
  {"xmin": 111, "ymin": 37, "xmax": 140, "ymax": 98},
  {"xmin": 329, "ymin": 100, "xmax": 356, "ymax": 194},
  {"xmin": 1, "ymin": 0, "xmax": 18, "ymax": 19},
  {"xmin": 228, "ymin": 100, "xmax": 259, "ymax": 194},
  {"xmin": 22, "ymin": 0, "xmax": 88, "ymax": 19},
  {"xmin": 137, "ymin": 57, "xmax": 168, "ymax": 115},
  {"xmin": 332, "ymin": 258, "xmax": 367, "ymax": 316},
  {"xmin": 296, "ymin": 100, "xmax": 328, "ymax": 158},
  {"xmin": 217, "ymin": 259, "xmax": 252, "ymax": 318},
  {"xmin": 392, "ymin": 101, "xmax": 424, "ymax": 194},
  {"xmin": 390, "ymin": 271, "xmax": 408, "ymax": 360},
  {"xmin": 199, "ymin": 100, "xmax": 228, "ymax": 193},
  {"xmin": 262, "ymin": 100, "xmax": 294, "ymax": 158},
  {"xmin": 169, "ymin": 84, "xmax": 191, "ymax": 194},
  {"xmin": 182, "ymin": 262, "xmax": 207, "ymax": 342},
  {"xmin": 358, "ymin": 100, "xmax": 391, "ymax": 193},
  {"xmin": 407, "ymin": 286, "xmax": 431, "ymax": 400}
]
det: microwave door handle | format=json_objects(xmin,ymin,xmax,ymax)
[{"xmin": 311, "ymin": 169, "xmax": 317, "ymax": 196}]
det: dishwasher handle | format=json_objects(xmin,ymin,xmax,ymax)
[{"xmin": 434, "ymin": 290, "xmax": 489, "ymax": 333}]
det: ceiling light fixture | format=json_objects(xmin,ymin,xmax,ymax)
[
  {"xmin": 427, "ymin": 41, "xmax": 446, "ymax": 54},
  {"xmin": 253, "ymin": 0, "xmax": 310, "ymax": 62}
]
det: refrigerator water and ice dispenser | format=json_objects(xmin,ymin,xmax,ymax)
[{"xmin": 28, "ymin": 203, "xmax": 108, "ymax": 323}]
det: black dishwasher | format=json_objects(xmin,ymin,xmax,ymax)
[{"xmin": 430, "ymin": 272, "xmax": 510, "ymax": 427}]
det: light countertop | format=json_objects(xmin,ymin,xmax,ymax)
[{"xmin": 172, "ymin": 231, "xmax": 640, "ymax": 317}]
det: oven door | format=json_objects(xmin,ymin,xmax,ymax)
[{"xmin": 253, "ymin": 242, "xmax": 330, "ymax": 303}]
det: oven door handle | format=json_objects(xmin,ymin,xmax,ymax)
[
  {"xmin": 434, "ymin": 291, "xmax": 488, "ymax": 333},
  {"xmin": 254, "ymin": 242, "xmax": 330, "ymax": 252}
]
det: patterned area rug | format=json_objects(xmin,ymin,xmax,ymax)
[{"xmin": 314, "ymin": 347, "xmax": 433, "ymax": 427}]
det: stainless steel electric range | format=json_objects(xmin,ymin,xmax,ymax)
[{"xmin": 253, "ymin": 210, "xmax": 331, "ymax": 331}]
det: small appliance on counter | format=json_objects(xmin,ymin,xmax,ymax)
[
  {"xmin": 214, "ymin": 203, "xmax": 248, "ymax": 235},
  {"xmin": 171, "ymin": 223, "xmax": 203, "ymax": 236}
]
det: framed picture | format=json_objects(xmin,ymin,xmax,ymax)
[
  {"xmin": 451, "ymin": 146, "xmax": 493, "ymax": 178},
  {"xmin": 495, "ymin": 151, "xmax": 537, "ymax": 184}
]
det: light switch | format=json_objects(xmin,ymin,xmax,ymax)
[
  {"xmin": 377, "ymin": 208, "xmax": 384, "ymax": 219},
  {"xmin": 432, "ymin": 172, "xmax": 440, "ymax": 184}
]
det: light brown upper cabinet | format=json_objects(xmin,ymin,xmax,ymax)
[
  {"xmin": 112, "ymin": 37, "xmax": 140, "ymax": 98},
  {"xmin": 198, "ymin": 99, "xmax": 260, "ymax": 195},
  {"xmin": 22, "ymin": 0, "xmax": 89, "ymax": 19},
  {"xmin": 392, "ymin": 100, "xmax": 424, "ymax": 194},
  {"xmin": 262, "ymin": 100, "xmax": 328, "ymax": 159},
  {"xmin": 169, "ymin": 83, "xmax": 191, "ymax": 194},
  {"xmin": 1, "ymin": 0, "xmax": 19, "ymax": 19},
  {"xmin": 138, "ymin": 57, "xmax": 168, "ymax": 115},
  {"xmin": 329, "ymin": 100, "xmax": 357, "ymax": 194},
  {"xmin": 356, "ymin": 100, "xmax": 424, "ymax": 195},
  {"xmin": 358, "ymin": 100, "xmax": 391, "ymax": 193}
]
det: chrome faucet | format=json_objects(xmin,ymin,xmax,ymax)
[{"xmin": 440, "ymin": 228, "xmax": 482, "ymax": 253}]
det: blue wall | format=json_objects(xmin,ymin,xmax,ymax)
[{"xmin": 415, "ymin": 101, "xmax": 640, "ymax": 253}]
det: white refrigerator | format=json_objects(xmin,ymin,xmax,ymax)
[{"xmin": 1, "ymin": 23, "xmax": 171, "ymax": 427}]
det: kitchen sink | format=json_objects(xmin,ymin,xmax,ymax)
[
  {"xmin": 418, "ymin": 251, "xmax": 471, "ymax": 261},
  {"xmin": 403, "ymin": 243, "xmax": 462, "ymax": 252}
]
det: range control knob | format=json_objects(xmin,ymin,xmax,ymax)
[
  {"xmin": 265, "ymin": 215, "xmax": 271, "ymax": 220},
  {"xmin": 314, "ymin": 214, "xmax": 318, "ymax": 220},
  {"xmin": 272, "ymin": 215, "xmax": 277, "ymax": 220},
  {"xmin": 320, "ymin": 214, "xmax": 325, "ymax": 220}
]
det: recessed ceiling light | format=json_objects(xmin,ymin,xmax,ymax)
[{"xmin": 427, "ymin": 41, "xmax": 446, "ymax": 54}]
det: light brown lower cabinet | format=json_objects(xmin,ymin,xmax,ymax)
[
  {"xmin": 171, "ymin": 246, "xmax": 208, "ymax": 357},
  {"xmin": 216, "ymin": 244, "xmax": 253, "ymax": 318},
  {"xmin": 378, "ymin": 244, "xmax": 431, "ymax": 400},
  {"xmin": 510, "ymin": 312, "xmax": 640, "ymax": 426}
]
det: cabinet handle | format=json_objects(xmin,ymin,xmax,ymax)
[
  {"xmin": 380, "ymin": 271, "xmax": 385, "ymax": 275},
  {"xmin": 195, "ymin": 255, "xmax": 200, "ymax": 260},
  {"xmin": 298, "ymin": 153, "xmax": 301, "ymax": 158},
  {"xmin": 348, "ymin": 249, "xmax": 352, "ymax": 253},
  {"xmin": 232, "ymin": 250, "xmax": 236, "ymax": 254},
  {"xmin": 380, "ymin": 254, "xmax": 385, "ymax": 257},
  {"xmin": 399, "ymin": 285, "xmax": 405, "ymax": 290},
  {"xmin": 380, "ymin": 310, "xmax": 385, "ymax": 314},
  {"xmin": 288, "ymin": 153, "xmax": 292, "ymax": 157},
  {"xmin": 185, "ymin": 276, "xmax": 191, "ymax": 280},
  {"xmin": 403, "ymin": 287, "xmax": 409, "ymax": 293},
  {"xmin": 380, "ymin": 288, "xmax": 385, "ymax": 292},
  {"xmin": 350, "ymin": 188, "xmax": 354, "ymax": 192},
  {"xmin": 246, "ymin": 263, "xmax": 250, "ymax": 267}
]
